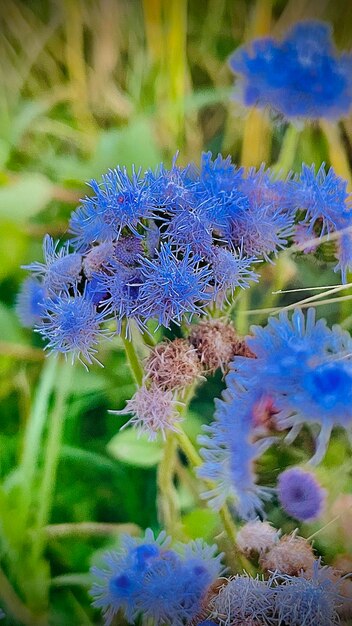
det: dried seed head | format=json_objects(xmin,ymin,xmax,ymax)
[
  {"xmin": 110, "ymin": 383, "xmax": 183, "ymax": 440},
  {"xmin": 145, "ymin": 338, "xmax": 202, "ymax": 390},
  {"xmin": 237, "ymin": 520, "xmax": 279, "ymax": 556},
  {"xmin": 260, "ymin": 534, "xmax": 315, "ymax": 576},
  {"xmin": 189, "ymin": 319, "xmax": 254, "ymax": 373}
]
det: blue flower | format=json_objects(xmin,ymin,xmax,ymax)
[
  {"xmin": 273, "ymin": 562, "xmax": 341, "ymax": 626},
  {"xmin": 16, "ymin": 277, "xmax": 47, "ymax": 328},
  {"xmin": 36, "ymin": 288, "xmax": 108, "ymax": 366},
  {"xmin": 23, "ymin": 235, "xmax": 82, "ymax": 292},
  {"xmin": 210, "ymin": 247, "xmax": 258, "ymax": 305},
  {"xmin": 229, "ymin": 20, "xmax": 352, "ymax": 120},
  {"xmin": 277, "ymin": 467, "xmax": 326, "ymax": 522},
  {"xmin": 228, "ymin": 308, "xmax": 352, "ymax": 463},
  {"xmin": 69, "ymin": 167, "xmax": 152, "ymax": 249},
  {"xmin": 136, "ymin": 243, "xmax": 212, "ymax": 328},
  {"xmin": 198, "ymin": 390, "xmax": 275, "ymax": 519},
  {"xmin": 94, "ymin": 262, "xmax": 144, "ymax": 335},
  {"xmin": 297, "ymin": 163, "xmax": 352, "ymax": 282},
  {"xmin": 90, "ymin": 529, "xmax": 223, "ymax": 626}
]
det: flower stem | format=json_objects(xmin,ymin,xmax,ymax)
[
  {"xmin": 272, "ymin": 124, "xmax": 301, "ymax": 175},
  {"xmin": 157, "ymin": 432, "xmax": 180, "ymax": 536},
  {"xmin": 121, "ymin": 324, "xmax": 144, "ymax": 386}
]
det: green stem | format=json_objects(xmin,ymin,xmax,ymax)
[
  {"xmin": 272, "ymin": 124, "xmax": 301, "ymax": 175},
  {"xmin": 32, "ymin": 359, "xmax": 72, "ymax": 560},
  {"xmin": 121, "ymin": 324, "xmax": 144, "ymax": 386},
  {"xmin": 157, "ymin": 433, "xmax": 180, "ymax": 536},
  {"xmin": 19, "ymin": 357, "xmax": 58, "ymax": 530},
  {"xmin": 0, "ymin": 566, "xmax": 45, "ymax": 626}
]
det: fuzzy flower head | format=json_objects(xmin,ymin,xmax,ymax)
[
  {"xmin": 229, "ymin": 20, "xmax": 352, "ymax": 120},
  {"xmin": 36, "ymin": 289, "xmax": 107, "ymax": 366},
  {"xmin": 69, "ymin": 167, "xmax": 152, "ymax": 249},
  {"xmin": 16, "ymin": 277, "xmax": 47, "ymax": 328},
  {"xmin": 229, "ymin": 308, "xmax": 352, "ymax": 464},
  {"xmin": 236, "ymin": 520, "xmax": 279, "ymax": 556},
  {"xmin": 189, "ymin": 319, "xmax": 253, "ymax": 374},
  {"xmin": 277, "ymin": 467, "xmax": 326, "ymax": 522},
  {"xmin": 273, "ymin": 561, "xmax": 342, "ymax": 626},
  {"xmin": 23, "ymin": 235, "xmax": 82, "ymax": 292},
  {"xmin": 259, "ymin": 533, "xmax": 316, "ymax": 576},
  {"xmin": 210, "ymin": 575, "xmax": 275, "ymax": 626},
  {"xmin": 137, "ymin": 244, "xmax": 212, "ymax": 328},
  {"xmin": 90, "ymin": 530, "xmax": 223, "ymax": 626},
  {"xmin": 297, "ymin": 163, "xmax": 352, "ymax": 282},
  {"xmin": 145, "ymin": 338, "xmax": 202, "ymax": 391},
  {"xmin": 111, "ymin": 384, "xmax": 183, "ymax": 441}
]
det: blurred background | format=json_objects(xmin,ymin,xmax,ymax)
[{"xmin": 1, "ymin": 0, "xmax": 352, "ymax": 624}]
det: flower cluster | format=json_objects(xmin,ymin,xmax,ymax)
[
  {"xmin": 18, "ymin": 155, "xmax": 352, "ymax": 363},
  {"xmin": 229, "ymin": 20, "xmax": 352, "ymax": 120},
  {"xmin": 90, "ymin": 528, "xmax": 223, "ymax": 626},
  {"xmin": 199, "ymin": 308, "xmax": 352, "ymax": 519}
]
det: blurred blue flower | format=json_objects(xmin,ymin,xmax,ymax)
[
  {"xmin": 277, "ymin": 467, "xmax": 326, "ymax": 522},
  {"xmin": 36, "ymin": 288, "xmax": 108, "ymax": 366},
  {"xmin": 229, "ymin": 20, "xmax": 352, "ymax": 120},
  {"xmin": 297, "ymin": 163, "xmax": 352, "ymax": 282},
  {"xmin": 23, "ymin": 235, "xmax": 82, "ymax": 292},
  {"xmin": 198, "ymin": 390, "xmax": 275, "ymax": 519},
  {"xmin": 16, "ymin": 277, "xmax": 47, "ymax": 328},
  {"xmin": 228, "ymin": 308, "xmax": 352, "ymax": 463},
  {"xmin": 137, "ymin": 243, "xmax": 212, "ymax": 328},
  {"xmin": 69, "ymin": 167, "xmax": 152, "ymax": 249},
  {"xmin": 90, "ymin": 529, "xmax": 222, "ymax": 626}
]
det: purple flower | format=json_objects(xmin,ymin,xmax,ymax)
[
  {"xmin": 210, "ymin": 246, "xmax": 258, "ymax": 304},
  {"xmin": 277, "ymin": 467, "xmax": 326, "ymax": 522},
  {"xmin": 229, "ymin": 20, "xmax": 352, "ymax": 120},
  {"xmin": 210, "ymin": 574, "xmax": 275, "ymax": 626}
]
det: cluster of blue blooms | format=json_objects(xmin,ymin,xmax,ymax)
[
  {"xmin": 90, "ymin": 528, "xmax": 223, "ymax": 626},
  {"xmin": 199, "ymin": 308, "xmax": 352, "ymax": 519},
  {"xmin": 229, "ymin": 20, "xmax": 352, "ymax": 120},
  {"xmin": 17, "ymin": 154, "xmax": 352, "ymax": 364}
]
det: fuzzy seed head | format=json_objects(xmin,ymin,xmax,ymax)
[
  {"xmin": 189, "ymin": 319, "xmax": 252, "ymax": 373},
  {"xmin": 112, "ymin": 384, "xmax": 183, "ymax": 440},
  {"xmin": 260, "ymin": 534, "xmax": 316, "ymax": 576},
  {"xmin": 237, "ymin": 520, "xmax": 278, "ymax": 556},
  {"xmin": 145, "ymin": 338, "xmax": 202, "ymax": 391}
]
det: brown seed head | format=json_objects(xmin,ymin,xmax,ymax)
[
  {"xmin": 259, "ymin": 534, "xmax": 315, "ymax": 576},
  {"xmin": 189, "ymin": 319, "xmax": 254, "ymax": 373},
  {"xmin": 145, "ymin": 338, "xmax": 202, "ymax": 391}
]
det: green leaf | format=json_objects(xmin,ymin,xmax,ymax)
[
  {"xmin": 107, "ymin": 428, "xmax": 164, "ymax": 467},
  {"xmin": 0, "ymin": 302, "xmax": 25, "ymax": 342},
  {"xmin": 182, "ymin": 508, "xmax": 220, "ymax": 541},
  {"xmin": 0, "ymin": 174, "xmax": 53, "ymax": 222}
]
